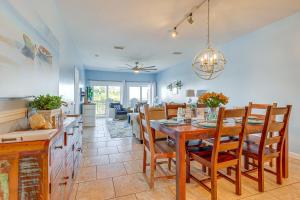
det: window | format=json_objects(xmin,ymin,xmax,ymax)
[{"xmin": 128, "ymin": 84, "xmax": 152, "ymax": 104}]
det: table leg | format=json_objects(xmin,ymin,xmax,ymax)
[
  {"xmin": 283, "ymin": 130, "xmax": 289, "ymax": 178},
  {"xmin": 176, "ymin": 133, "xmax": 186, "ymax": 200}
]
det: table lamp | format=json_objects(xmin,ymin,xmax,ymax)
[{"xmin": 186, "ymin": 89, "xmax": 195, "ymax": 104}]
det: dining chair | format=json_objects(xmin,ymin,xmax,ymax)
[
  {"xmin": 244, "ymin": 102, "xmax": 277, "ymax": 169},
  {"xmin": 164, "ymin": 103, "xmax": 187, "ymax": 119},
  {"xmin": 186, "ymin": 107, "xmax": 249, "ymax": 200},
  {"xmin": 242, "ymin": 105, "xmax": 292, "ymax": 192},
  {"xmin": 164, "ymin": 103, "xmax": 207, "ymax": 152},
  {"xmin": 139, "ymin": 104, "xmax": 176, "ymax": 188}
]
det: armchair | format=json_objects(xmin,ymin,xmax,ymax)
[{"xmin": 108, "ymin": 102, "xmax": 128, "ymax": 120}]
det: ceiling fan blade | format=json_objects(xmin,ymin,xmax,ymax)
[
  {"xmin": 126, "ymin": 64, "xmax": 134, "ymax": 67},
  {"xmin": 141, "ymin": 68, "xmax": 157, "ymax": 70},
  {"xmin": 144, "ymin": 66, "xmax": 156, "ymax": 68}
]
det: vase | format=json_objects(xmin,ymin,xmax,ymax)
[{"xmin": 207, "ymin": 107, "xmax": 218, "ymax": 121}]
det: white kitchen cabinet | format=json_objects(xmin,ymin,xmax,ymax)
[{"xmin": 82, "ymin": 104, "xmax": 96, "ymax": 127}]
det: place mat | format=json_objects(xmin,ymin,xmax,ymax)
[
  {"xmin": 192, "ymin": 122, "xmax": 216, "ymax": 128},
  {"xmin": 156, "ymin": 119, "xmax": 186, "ymax": 126},
  {"xmin": 235, "ymin": 118, "xmax": 264, "ymax": 124}
]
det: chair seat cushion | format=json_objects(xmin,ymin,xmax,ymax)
[
  {"xmin": 187, "ymin": 144, "xmax": 213, "ymax": 153},
  {"xmin": 190, "ymin": 150, "xmax": 237, "ymax": 163},
  {"xmin": 243, "ymin": 143, "xmax": 275, "ymax": 157},
  {"xmin": 116, "ymin": 110, "xmax": 127, "ymax": 115},
  {"xmin": 244, "ymin": 134, "xmax": 261, "ymax": 145}
]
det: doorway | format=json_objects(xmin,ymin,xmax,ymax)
[{"xmin": 93, "ymin": 83, "xmax": 122, "ymax": 117}]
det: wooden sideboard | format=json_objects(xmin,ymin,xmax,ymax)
[{"xmin": 0, "ymin": 116, "xmax": 83, "ymax": 200}]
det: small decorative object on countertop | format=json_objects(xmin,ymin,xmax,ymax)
[{"xmin": 29, "ymin": 94, "xmax": 64, "ymax": 128}]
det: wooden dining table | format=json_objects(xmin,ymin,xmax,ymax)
[{"xmin": 150, "ymin": 121, "xmax": 289, "ymax": 200}]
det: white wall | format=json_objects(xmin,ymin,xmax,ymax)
[{"xmin": 156, "ymin": 12, "xmax": 300, "ymax": 153}]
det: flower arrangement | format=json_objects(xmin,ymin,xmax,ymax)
[{"xmin": 198, "ymin": 92, "xmax": 229, "ymax": 108}]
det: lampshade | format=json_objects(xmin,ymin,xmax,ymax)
[
  {"xmin": 196, "ymin": 90, "xmax": 207, "ymax": 97},
  {"xmin": 186, "ymin": 89, "xmax": 195, "ymax": 97}
]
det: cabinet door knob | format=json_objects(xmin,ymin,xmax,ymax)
[
  {"xmin": 77, "ymin": 147, "xmax": 82, "ymax": 152},
  {"xmin": 55, "ymin": 145, "xmax": 63, "ymax": 149},
  {"xmin": 67, "ymin": 133, "xmax": 74, "ymax": 136}
]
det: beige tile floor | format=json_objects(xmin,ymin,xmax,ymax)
[{"xmin": 71, "ymin": 119, "xmax": 300, "ymax": 200}]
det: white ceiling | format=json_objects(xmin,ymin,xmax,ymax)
[{"xmin": 56, "ymin": 0, "xmax": 300, "ymax": 73}]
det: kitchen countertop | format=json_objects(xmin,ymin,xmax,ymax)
[{"xmin": 0, "ymin": 116, "xmax": 79, "ymax": 143}]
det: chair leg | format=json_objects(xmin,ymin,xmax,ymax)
[
  {"xmin": 143, "ymin": 149, "xmax": 147, "ymax": 173},
  {"xmin": 150, "ymin": 158, "xmax": 155, "ymax": 189},
  {"xmin": 186, "ymin": 154, "xmax": 191, "ymax": 183},
  {"xmin": 236, "ymin": 163, "xmax": 241, "ymax": 195},
  {"xmin": 244, "ymin": 155, "xmax": 250, "ymax": 170},
  {"xmin": 258, "ymin": 161, "xmax": 265, "ymax": 192},
  {"xmin": 202, "ymin": 165, "xmax": 207, "ymax": 173},
  {"xmin": 211, "ymin": 169, "xmax": 218, "ymax": 200},
  {"xmin": 227, "ymin": 167, "xmax": 232, "ymax": 176},
  {"xmin": 168, "ymin": 158, "xmax": 172, "ymax": 170},
  {"xmin": 208, "ymin": 168, "xmax": 212, "ymax": 176},
  {"xmin": 276, "ymin": 156, "xmax": 283, "ymax": 184}
]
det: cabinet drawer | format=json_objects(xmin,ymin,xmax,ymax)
[
  {"xmin": 50, "ymin": 133, "xmax": 65, "ymax": 180},
  {"xmin": 51, "ymin": 166, "xmax": 66, "ymax": 200}
]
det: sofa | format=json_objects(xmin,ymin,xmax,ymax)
[
  {"xmin": 108, "ymin": 102, "xmax": 128, "ymax": 120},
  {"xmin": 129, "ymin": 107, "xmax": 166, "ymax": 142}
]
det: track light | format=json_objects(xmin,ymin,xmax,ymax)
[
  {"xmin": 171, "ymin": 27, "xmax": 178, "ymax": 38},
  {"xmin": 187, "ymin": 13, "xmax": 194, "ymax": 24}
]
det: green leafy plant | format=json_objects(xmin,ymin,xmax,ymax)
[{"xmin": 30, "ymin": 95, "xmax": 63, "ymax": 110}]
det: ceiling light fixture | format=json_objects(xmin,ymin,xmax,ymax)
[
  {"xmin": 169, "ymin": 0, "xmax": 206, "ymax": 38},
  {"xmin": 187, "ymin": 13, "xmax": 194, "ymax": 24},
  {"xmin": 171, "ymin": 27, "xmax": 178, "ymax": 38},
  {"xmin": 172, "ymin": 52, "xmax": 183, "ymax": 55},
  {"xmin": 192, "ymin": 0, "xmax": 226, "ymax": 80},
  {"xmin": 114, "ymin": 46, "xmax": 125, "ymax": 50},
  {"xmin": 133, "ymin": 70, "xmax": 140, "ymax": 74}
]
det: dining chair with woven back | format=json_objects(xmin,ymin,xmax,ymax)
[
  {"xmin": 242, "ymin": 105, "xmax": 292, "ymax": 192},
  {"xmin": 186, "ymin": 107, "xmax": 250, "ymax": 200},
  {"xmin": 244, "ymin": 102, "xmax": 277, "ymax": 169},
  {"xmin": 139, "ymin": 104, "xmax": 176, "ymax": 188}
]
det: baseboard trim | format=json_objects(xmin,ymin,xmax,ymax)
[{"xmin": 289, "ymin": 152, "xmax": 300, "ymax": 160}]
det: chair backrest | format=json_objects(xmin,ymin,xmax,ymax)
[
  {"xmin": 197, "ymin": 103, "xmax": 207, "ymax": 108},
  {"xmin": 212, "ymin": 107, "xmax": 249, "ymax": 164},
  {"xmin": 259, "ymin": 105, "xmax": 292, "ymax": 156},
  {"xmin": 109, "ymin": 102, "xmax": 121, "ymax": 108},
  {"xmin": 139, "ymin": 104, "xmax": 155, "ymax": 154},
  {"xmin": 164, "ymin": 103, "xmax": 186, "ymax": 119},
  {"xmin": 248, "ymin": 102, "xmax": 277, "ymax": 120}
]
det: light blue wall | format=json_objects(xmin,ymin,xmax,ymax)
[
  {"xmin": 85, "ymin": 69, "xmax": 156, "ymax": 85},
  {"xmin": 156, "ymin": 12, "xmax": 300, "ymax": 153}
]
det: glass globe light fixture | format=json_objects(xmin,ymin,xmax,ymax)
[
  {"xmin": 192, "ymin": 0, "xmax": 226, "ymax": 80},
  {"xmin": 192, "ymin": 47, "xmax": 226, "ymax": 80}
]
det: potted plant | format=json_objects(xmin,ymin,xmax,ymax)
[
  {"xmin": 30, "ymin": 95, "xmax": 64, "ymax": 128},
  {"xmin": 198, "ymin": 92, "xmax": 229, "ymax": 120}
]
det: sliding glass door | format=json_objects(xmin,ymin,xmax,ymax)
[
  {"xmin": 93, "ymin": 83, "xmax": 122, "ymax": 117},
  {"xmin": 128, "ymin": 83, "xmax": 152, "ymax": 107}
]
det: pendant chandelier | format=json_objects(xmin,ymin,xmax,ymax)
[{"xmin": 192, "ymin": 0, "xmax": 226, "ymax": 80}]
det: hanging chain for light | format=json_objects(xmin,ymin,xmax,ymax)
[{"xmin": 192, "ymin": 0, "xmax": 226, "ymax": 80}]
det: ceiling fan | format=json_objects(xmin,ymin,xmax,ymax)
[{"xmin": 125, "ymin": 62, "xmax": 158, "ymax": 73}]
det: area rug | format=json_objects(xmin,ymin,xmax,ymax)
[{"xmin": 106, "ymin": 119, "xmax": 133, "ymax": 138}]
